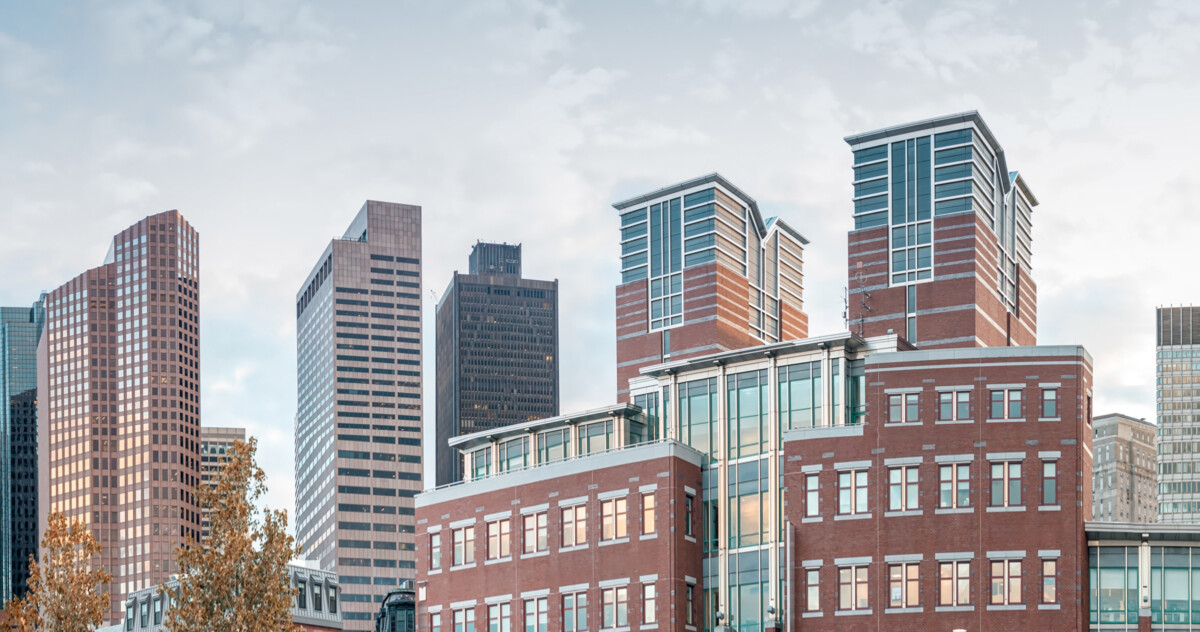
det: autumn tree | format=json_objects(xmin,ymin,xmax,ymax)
[
  {"xmin": 2, "ymin": 511, "xmax": 112, "ymax": 632},
  {"xmin": 164, "ymin": 437, "xmax": 298, "ymax": 632}
]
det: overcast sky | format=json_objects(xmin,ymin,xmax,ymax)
[{"xmin": 2, "ymin": 0, "xmax": 1196, "ymax": 518}]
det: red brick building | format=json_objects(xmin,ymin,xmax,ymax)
[
  {"xmin": 845, "ymin": 112, "xmax": 1038, "ymax": 349},
  {"xmin": 612, "ymin": 174, "xmax": 809, "ymax": 398},
  {"xmin": 783, "ymin": 345, "xmax": 1093, "ymax": 631},
  {"xmin": 416, "ymin": 405, "xmax": 705, "ymax": 632}
]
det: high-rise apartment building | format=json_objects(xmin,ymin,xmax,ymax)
[
  {"xmin": 1092, "ymin": 413, "xmax": 1157, "ymax": 523},
  {"xmin": 1156, "ymin": 305, "xmax": 1200, "ymax": 522},
  {"xmin": 295, "ymin": 201, "xmax": 422, "ymax": 629},
  {"xmin": 36, "ymin": 210, "xmax": 203, "ymax": 624},
  {"xmin": 199, "ymin": 426, "xmax": 245, "ymax": 541},
  {"xmin": 0, "ymin": 297, "xmax": 45, "ymax": 601},
  {"xmin": 845, "ymin": 111, "xmax": 1038, "ymax": 348},
  {"xmin": 435, "ymin": 242, "xmax": 559, "ymax": 485},
  {"xmin": 613, "ymin": 173, "xmax": 809, "ymax": 398}
]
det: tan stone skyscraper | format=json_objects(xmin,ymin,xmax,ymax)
[
  {"xmin": 295, "ymin": 201, "xmax": 422, "ymax": 629},
  {"xmin": 37, "ymin": 210, "xmax": 202, "ymax": 624},
  {"xmin": 199, "ymin": 426, "xmax": 245, "ymax": 541}
]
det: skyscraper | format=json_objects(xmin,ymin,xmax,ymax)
[
  {"xmin": 435, "ymin": 242, "xmax": 559, "ymax": 485},
  {"xmin": 1157, "ymin": 305, "xmax": 1200, "ymax": 522},
  {"xmin": 1092, "ymin": 413, "xmax": 1158, "ymax": 523},
  {"xmin": 295, "ymin": 201, "xmax": 422, "ymax": 629},
  {"xmin": 37, "ymin": 210, "xmax": 202, "ymax": 624},
  {"xmin": 0, "ymin": 296, "xmax": 45, "ymax": 601},
  {"xmin": 199, "ymin": 426, "xmax": 245, "ymax": 541},
  {"xmin": 844, "ymin": 111, "xmax": 1038, "ymax": 348},
  {"xmin": 612, "ymin": 173, "xmax": 809, "ymax": 398}
]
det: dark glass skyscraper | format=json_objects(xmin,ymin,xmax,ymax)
[
  {"xmin": 0, "ymin": 297, "xmax": 45, "ymax": 601},
  {"xmin": 435, "ymin": 242, "xmax": 559, "ymax": 485}
]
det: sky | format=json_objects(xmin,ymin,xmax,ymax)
[{"xmin": 1, "ymin": 0, "xmax": 1197, "ymax": 520}]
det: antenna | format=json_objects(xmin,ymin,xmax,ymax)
[{"xmin": 850, "ymin": 264, "xmax": 871, "ymax": 336}]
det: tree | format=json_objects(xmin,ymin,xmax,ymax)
[
  {"xmin": 2, "ymin": 511, "xmax": 112, "ymax": 632},
  {"xmin": 164, "ymin": 437, "xmax": 298, "ymax": 632}
]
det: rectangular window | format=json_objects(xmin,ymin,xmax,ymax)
[
  {"xmin": 838, "ymin": 469, "xmax": 869, "ymax": 515},
  {"xmin": 939, "ymin": 391, "xmax": 971, "ymax": 421},
  {"xmin": 990, "ymin": 560, "xmax": 1022, "ymax": 605},
  {"xmin": 1042, "ymin": 389, "xmax": 1058, "ymax": 418},
  {"xmin": 684, "ymin": 494, "xmax": 695, "ymax": 536},
  {"xmin": 805, "ymin": 569, "xmax": 820, "ymax": 612},
  {"xmin": 454, "ymin": 608, "xmax": 477, "ymax": 632},
  {"xmin": 524, "ymin": 598, "xmax": 547, "ymax": 632},
  {"xmin": 938, "ymin": 561, "xmax": 971, "ymax": 606},
  {"xmin": 562, "ymin": 505, "xmax": 587, "ymax": 548},
  {"xmin": 601, "ymin": 587, "xmax": 628, "ymax": 629},
  {"xmin": 601, "ymin": 498, "xmax": 627, "ymax": 541},
  {"xmin": 642, "ymin": 584, "xmax": 656, "ymax": 624},
  {"xmin": 990, "ymin": 461, "xmax": 1022, "ymax": 507},
  {"xmin": 524, "ymin": 512, "xmax": 548, "ymax": 554},
  {"xmin": 888, "ymin": 393, "xmax": 920, "ymax": 424},
  {"xmin": 487, "ymin": 519, "xmax": 511, "ymax": 560},
  {"xmin": 1042, "ymin": 559, "xmax": 1057, "ymax": 604},
  {"xmin": 642, "ymin": 494, "xmax": 656, "ymax": 535},
  {"xmin": 563, "ymin": 593, "xmax": 588, "ymax": 632},
  {"xmin": 685, "ymin": 584, "xmax": 695, "ymax": 626},
  {"xmin": 298, "ymin": 580, "xmax": 307, "ymax": 609},
  {"xmin": 838, "ymin": 566, "xmax": 869, "ymax": 611},
  {"xmin": 939, "ymin": 463, "xmax": 970, "ymax": 508},
  {"xmin": 453, "ymin": 526, "xmax": 475, "ymax": 566},
  {"xmin": 1042, "ymin": 461, "xmax": 1058, "ymax": 506},
  {"xmin": 805, "ymin": 473, "xmax": 819, "ymax": 517},
  {"xmin": 433, "ymin": 612, "xmax": 442, "ymax": 632},
  {"xmin": 888, "ymin": 563, "xmax": 920, "ymax": 608},
  {"xmin": 888, "ymin": 466, "xmax": 919, "ymax": 511},
  {"xmin": 313, "ymin": 583, "xmax": 322, "ymax": 611},
  {"xmin": 990, "ymin": 389, "xmax": 1023, "ymax": 419},
  {"xmin": 431, "ymin": 532, "xmax": 442, "ymax": 569},
  {"xmin": 328, "ymin": 585, "xmax": 337, "ymax": 614}
]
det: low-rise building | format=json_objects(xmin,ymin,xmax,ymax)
[{"xmin": 1092, "ymin": 413, "xmax": 1158, "ymax": 523}]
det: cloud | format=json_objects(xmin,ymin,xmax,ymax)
[
  {"xmin": 94, "ymin": 172, "xmax": 160, "ymax": 204},
  {"xmin": 667, "ymin": 0, "xmax": 822, "ymax": 19},
  {"xmin": 473, "ymin": 0, "xmax": 580, "ymax": 73},
  {"xmin": 0, "ymin": 31, "xmax": 59, "ymax": 101}
]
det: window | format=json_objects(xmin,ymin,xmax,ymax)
[
  {"xmin": 524, "ymin": 598, "xmax": 548, "ymax": 632},
  {"xmin": 642, "ymin": 584, "xmax": 656, "ymax": 624},
  {"xmin": 990, "ymin": 461, "xmax": 1022, "ymax": 507},
  {"xmin": 939, "ymin": 463, "xmax": 970, "ymax": 508},
  {"xmin": 1042, "ymin": 559, "xmax": 1057, "ymax": 604},
  {"xmin": 453, "ymin": 526, "xmax": 476, "ymax": 566},
  {"xmin": 685, "ymin": 584, "xmax": 695, "ymax": 626},
  {"xmin": 524, "ymin": 512, "xmax": 548, "ymax": 553},
  {"xmin": 888, "ymin": 393, "xmax": 919, "ymax": 423},
  {"xmin": 431, "ymin": 532, "xmax": 442, "ymax": 569},
  {"xmin": 888, "ymin": 563, "xmax": 919, "ymax": 608},
  {"xmin": 642, "ymin": 494, "xmax": 656, "ymax": 535},
  {"xmin": 564, "ymin": 592, "xmax": 588, "ymax": 632},
  {"xmin": 601, "ymin": 587, "xmax": 628, "ymax": 629},
  {"xmin": 489, "ymin": 603, "xmax": 512, "ymax": 632},
  {"xmin": 938, "ymin": 391, "xmax": 970, "ymax": 421},
  {"xmin": 990, "ymin": 389, "xmax": 1023, "ymax": 419},
  {"xmin": 838, "ymin": 469, "xmax": 869, "ymax": 515},
  {"xmin": 454, "ymin": 607, "xmax": 477, "ymax": 632},
  {"xmin": 601, "ymin": 498, "xmax": 627, "ymax": 541},
  {"xmin": 328, "ymin": 584, "xmax": 337, "ymax": 614},
  {"xmin": 838, "ymin": 566, "xmax": 869, "ymax": 611},
  {"xmin": 487, "ymin": 519, "xmax": 511, "ymax": 560},
  {"xmin": 805, "ymin": 474, "xmax": 819, "ymax": 517},
  {"xmin": 433, "ymin": 612, "xmax": 443, "ymax": 632},
  {"xmin": 684, "ymin": 494, "xmax": 695, "ymax": 537},
  {"xmin": 313, "ymin": 582, "xmax": 322, "ymax": 611},
  {"xmin": 1042, "ymin": 461, "xmax": 1058, "ymax": 506},
  {"xmin": 298, "ymin": 579, "xmax": 307, "ymax": 608},
  {"xmin": 562, "ymin": 505, "xmax": 587, "ymax": 547},
  {"xmin": 141, "ymin": 601, "xmax": 149, "ymax": 627},
  {"xmin": 805, "ymin": 569, "xmax": 820, "ymax": 612},
  {"xmin": 990, "ymin": 560, "xmax": 1022, "ymax": 605},
  {"xmin": 888, "ymin": 466, "xmax": 919, "ymax": 511},
  {"xmin": 939, "ymin": 561, "xmax": 971, "ymax": 606},
  {"xmin": 153, "ymin": 598, "xmax": 163, "ymax": 624},
  {"xmin": 1041, "ymin": 389, "xmax": 1058, "ymax": 418},
  {"xmin": 126, "ymin": 604, "xmax": 133, "ymax": 631}
]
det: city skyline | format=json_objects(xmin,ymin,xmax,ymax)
[{"xmin": 3, "ymin": 0, "xmax": 1198, "ymax": 524}]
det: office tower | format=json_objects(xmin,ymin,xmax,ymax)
[
  {"xmin": 612, "ymin": 173, "xmax": 809, "ymax": 398},
  {"xmin": 845, "ymin": 111, "xmax": 1038, "ymax": 348},
  {"xmin": 1156, "ymin": 305, "xmax": 1200, "ymax": 522},
  {"xmin": 295, "ymin": 201, "xmax": 422, "ymax": 629},
  {"xmin": 435, "ymin": 242, "xmax": 559, "ymax": 485},
  {"xmin": 199, "ymin": 426, "xmax": 245, "ymax": 541},
  {"xmin": 1092, "ymin": 413, "xmax": 1158, "ymax": 523},
  {"xmin": 0, "ymin": 296, "xmax": 45, "ymax": 601},
  {"xmin": 37, "ymin": 210, "xmax": 202, "ymax": 624}
]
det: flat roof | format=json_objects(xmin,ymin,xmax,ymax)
[
  {"xmin": 638, "ymin": 331, "xmax": 868, "ymax": 378},
  {"xmin": 843, "ymin": 110, "xmax": 1001, "ymax": 154},
  {"xmin": 447, "ymin": 403, "xmax": 642, "ymax": 450},
  {"xmin": 612, "ymin": 172, "xmax": 768, "ymax": 236},
  {"xmin": 1087, "ymin": 521, "xmax": 1200, "ymax": 543},
  {"xmin": 864, "ymin": 343, "xmax": 1092, "ymax": 368}
]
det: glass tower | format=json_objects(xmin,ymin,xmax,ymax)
[
  {"xmin": 0, "ymin": 296, "xmax": 45, "ymax": 601},
  {"xmin": 1156, "ymin": 306, "xmax": 1200, "ymax": 522}
]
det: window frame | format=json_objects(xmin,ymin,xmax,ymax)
[
  {"xmin": 1041, "ymin": 559, "xmax": 1058, "ymax": 604},
  {"xmin": 487, "ymin": 518, "xmax": 511, "ymax": 560},
  {"xmin": 642, "ymin": 583, "xmax": 657, "ymax": 625},
  {"xmin": 523, "ymin": 512, "xmax": 548, "ymax": 554},
  {"xmin": 938, "ymin": 463, "xmax": 970, "ymax": 509},
  {"xmin": 430, "ymin": 531, "xmax": 443, "ymax": 569},
  {"xmin": 805, "ymin": 568, "xmax": 820, "ymax": 612},
  {"xmin": 938, "ymin": 390, "xmax": 971, "ymax": 421},
  {"xmin": 524, "ymin": 597, "xmax": 548, "ymax": 632},
  {"xmin": 938, "ymin": 561, "xmax": 971, "ymax": 606},
  {"xmin": 888, "ymin": 392, "xmax": 920, "ymax": 424},
  {"xmin": 601, "ymin": 586, "xmax": 628, "ymax": 630},
  {"xmin": 888, "ymin": 563, "xmax": 920, "ymax": 608},
  {"xmin": 989, "ymin": 460, "xmax": 1022, "ymax": 507},
  {"xmin": 453, "ymin": 525, "xmax": 476, "ymax": 566},
  {"xmin": 561, "ymin": 504, "xmax": 587, "ymax": 548},
  {"xmin": 600, "ymin": 497, "xmax": 628, "ymax": 541},
  {"xmin": 563, "ymin": 592, "xmax": 588, "ymax": 632},
  {"xmin": 838, "ymin": 565, "xmax": 869, "ymax": 612},
  {"xmin": 990, "ymin": 559, "xmax": 1022, "ymax": 605},
  {"xmin": 641, "ymin": 494, "xmax": 656, "ymax": 535},
  {"xmin": 1042, "ymin": 460, "xmax": 1058, "ymax": 506},
  {"xmin": 1041, "ymin": 388, "xmax": 1058, "ymax": 418},
  {"xmin": 805, "ymin": 473, "xmax": 819, "ymax": 517},
  {"xmin": 989, "ymin": 388, "xmax": 1024, "ymax": 420},
  {"xmin": 888, "ymin": 465, "xmax": 919, "ymax": 512},
  {"xmin": 837, "ymin": 469, "xmax": 869, "ymax": 515}
]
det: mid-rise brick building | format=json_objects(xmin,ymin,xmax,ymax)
[
  {"xmin": 1092, "ymin": 413, "xmax": 1157, "ymax": 523},
  {"xmin": 612, "ymin": 173, "xmax": 809, "ymax": 398},
  {"xmin": 845, "ymin": 111, "xmax": 1038, "ymax": 348}
]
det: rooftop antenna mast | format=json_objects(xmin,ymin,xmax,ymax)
[{"xmin": 848, "ymin": 263, "xmax": 871, "ymax": 336}]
